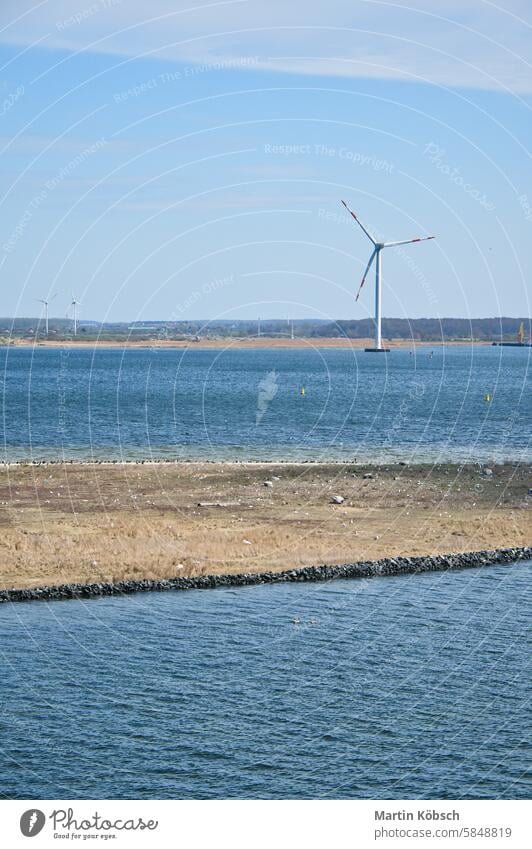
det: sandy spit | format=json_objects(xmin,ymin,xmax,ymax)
[{"xmin": 0, "ymin": 460, "xmax": 529, "ymax": 591}]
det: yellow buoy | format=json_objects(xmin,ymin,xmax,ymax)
[
  {"xmin": 300, "ymin": 386, "xmax": 305, "ymax": 396},
  {"xmin": 485, "ymin": 393, "xmax": 491, "ymax": 402}
]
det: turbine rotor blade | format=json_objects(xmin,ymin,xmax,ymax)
[
  {"xmin": 355, "ymin": 248, "xmax": 377, "ymax": 301},
  {"xmin": 341, "ymin": 200, "xmax": 376, "ymax": 245},
  {"xmin": 383, "ymin": 236, "xmax": 435, "ymax": 248}
]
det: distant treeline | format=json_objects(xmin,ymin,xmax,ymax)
[
  {"xmin": 0, "ymin": 316, "xmax": 529, "ymax": 342},
  {"xmin": 314, "ymin": 317, "xmax": 531, "ymax": 341}
]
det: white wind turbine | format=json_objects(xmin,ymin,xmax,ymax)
[
  {"xmin": 341, "ymin": 200, "xmax": 435, "ymax": 352},
  {"xmin": 36, "ymin": 293, "xmax": 56, "ymax": 336},
  {"xmin": 70, "ymin": 293, "xmax": 81, "ymax": 335},
  {"xmin": 285, "ymin": 316, "xmax": 294, "ymax": 339}
]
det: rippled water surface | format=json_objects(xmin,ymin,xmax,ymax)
[
  {"xmin": 0, "ymin": 344, "xmax": 530, "ymax": 462},
  {"xmin": 0, "ymin": 563, "xmax": 529, "ymax": 799}
]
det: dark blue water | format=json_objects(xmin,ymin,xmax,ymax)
[
  {"xmin": 0, "ymin": 344, "xmax": 530, "ymax": 462},
  {"xmin": 0, "ymin": 563, "xmax": 529, "ymax": 799}
]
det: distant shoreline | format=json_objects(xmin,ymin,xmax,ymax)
[{"xmin": 2, "ymin": 336, "xmax": 493, "ymax": 350}]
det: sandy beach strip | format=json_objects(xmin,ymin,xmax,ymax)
[
  {"xmin": 4, "ymin": 336, "xmax": 491, "ymax": 350},
  {"xmin": 0, "ymin": 460, "xmax": 529, "ymax": 591}
]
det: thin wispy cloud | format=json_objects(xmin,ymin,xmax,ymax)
[{"xmin": 1, "ymin": 0, "xmax": 531, "ymax": 93}]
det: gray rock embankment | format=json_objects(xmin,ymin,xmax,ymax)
[{"xmin": 1, "ymin": 547, "xmax": 530, "ymax": 604}]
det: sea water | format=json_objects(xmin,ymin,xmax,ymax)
[
  {"xmin": 0, "ymin": 344, "xmax": 529, "ymax": 800},
  {"xmin": 0, "ymin": 344, "xmax": 530, "ymax": 463},
  {"xmin": 0, "ymin": 563, "xmax": 529, "ymax": 799}
]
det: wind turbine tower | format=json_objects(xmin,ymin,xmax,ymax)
[
  {"xmin": 71, "ymin": 293, "xmax": 80, "ymax": 336},
  {"xmin": 341, "ymin": 200, "xmax": 435, "ymax": 352},
  {"xmin": 37, "ymin": 294, "xmax": 56, "ymax": 336},
  {"xmin": 286, "ymin": 317, "xmax": 294, "ymax": 339}
]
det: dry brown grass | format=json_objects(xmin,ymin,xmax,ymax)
[{"xmin": 0, "ymin": 461, "xmax": 529, "ymax": 589}]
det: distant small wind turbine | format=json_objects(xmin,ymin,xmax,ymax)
[
  {"xmin": 286, "ymin": 317, "xmax": 294, "ymax": 339},
  {"xmin": 70, "ymin": 293, "xmax": 81, "ymax": 335},
  {"xmin": 36, "ymin": 293, "xmax": 56, "ymax": 335},
  {"xmin": 341, "ymin": 200, "xmax": 435, "ymax": 352}
]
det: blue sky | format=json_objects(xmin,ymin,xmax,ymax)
[{"xmin": 1, "ymin": 0, "xmax": 531, "ymax": 323}]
